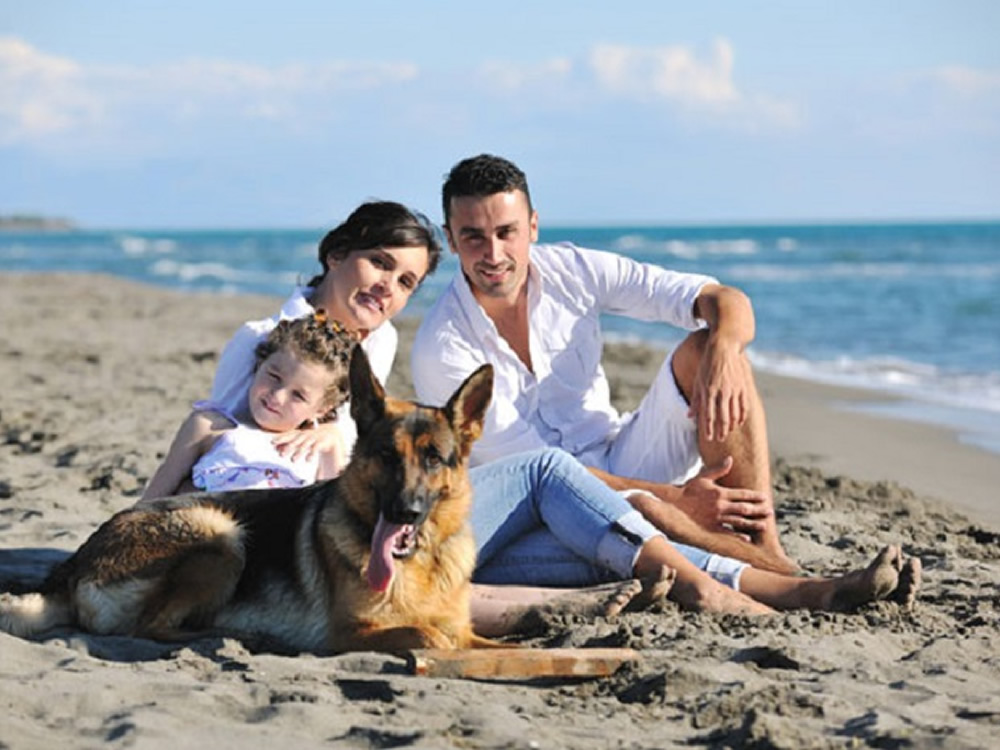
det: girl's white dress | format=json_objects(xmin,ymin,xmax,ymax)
[{"xmin": 190, "ymin": 401, "xmax": 319, "ymax": 492}]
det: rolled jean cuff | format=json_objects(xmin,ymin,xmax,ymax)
[
  {"xmin": 595, "ymin": 509, "xmax": 664, "ymax": 578},
  {"xmin": 704, "ymin": 553, "xmax": 748, "ymax": 591}
]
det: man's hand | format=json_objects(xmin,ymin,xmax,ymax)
[
  {"xmin": 688, "ymin": 337, "xmax": 753, "ymax": 443},
  {"xmin": 273, "ymin": 421, "xmax": 344, "ymax": 463},
  {"xmin": 689, "ymin": 283, "xmax": 757, "ymax": 443},
  {"xmin": 671, "ymin": 457, "xmax": 773, "ymax": 536}
]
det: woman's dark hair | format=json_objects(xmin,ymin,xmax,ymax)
[{"xmin": 308, "ymin": 201, "xmax": 442, "ymax": 287}]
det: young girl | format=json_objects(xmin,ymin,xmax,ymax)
[{"xmin": 141, "ymin": 314, "xmax": 357, "ymax": 501}]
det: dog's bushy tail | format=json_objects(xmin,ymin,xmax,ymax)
[{"xmin": 0, "ymin": 591, "xmax": 73, "ymax": 638}]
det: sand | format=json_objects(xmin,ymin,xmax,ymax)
[{"xmin": 1, "ymin": 272, "xmax": 999, "ymax": 749}]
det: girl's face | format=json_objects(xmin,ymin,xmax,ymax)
[
  {"xmin": 248, "ymin": 349, "xmax": 333, "ymax": 433},
  {"xmin": 314, "ymin": 245, "xmax": 429, "ymax": 333}
]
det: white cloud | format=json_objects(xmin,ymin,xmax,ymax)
[
  {"xmin": 927, "ymin": 64, "xmax": 1000, "ymax": 96},
  {"xmin": 584, "ymin": 39, "xmax": 800, "ymax": 131},
  {"xmin": 588, "ymin": 39, "xmax": 738, "ymax": 106},
  {"xmin": 477, "ymin": 57, "xmax": 573, "ymax": 91},
  {"xmin": 152, "ymin": 59, "xmax": 418, "ymax": 96},
  {"xmin": 0, "ymin": 36, "xmax": 104, "ymax": 142},
  {"xmin": 467, "ymin": 39, "xmax": 800, "ymax": 132},
  {"xmin": 0, "ymin": 36, "xmax": 419, "ymax": 146},
  {"xmin": 1, "ymin": 34, "xmax": 803, "ymax": 154}
]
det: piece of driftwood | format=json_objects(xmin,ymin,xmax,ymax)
[{"xmin": 407, "ymin": 647, "xmax": 639, "ymax": 680}]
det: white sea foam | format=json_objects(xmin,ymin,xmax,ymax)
[
  {"xmin": 0, "ymin": 242, "xmax": 29, "ymax": 259},
  {"xmin": 611, "ymin": 235, "xmax": 760, "ymax": 259},
  {"xmin": 602, "ymin": 329, "xmax": 1000, "ymax": 454},
  {"xmin": 749, "ymin": 349, "xmax": 1000, "ymax": 414},
  {"xmin": 725, "ymin": 261, "xmax": 1000, "ymax": 283},
  {"xmin": 117, "ymin": 235, "xmax": 178, "ymax": 256},
  {"xmin": 612, "ymin": 234, "xmax": 646, "ymax": 252},
  {"xmin": 149, "ymin": 259, "xmax": 298, "ymax": 286}
]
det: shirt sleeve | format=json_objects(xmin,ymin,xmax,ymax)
[
  {"xmin": 412, "ymin": 328, "xmax": 482, "ymax": 408},
  {"xmin": 340, "ymin": 323, "xmax": 398, "ymax": 454},
  {"xmin": 567, "ymin": 244, "xmax": 717, "ymax": 329},
  {"xmin": 209, "ymin": 320, "xmax": 274, "ymax": 412},
  {"xmin": 412, "ymin": 326, "xmax": 550, "ymax": 466},
  {"xmin": 468, "ymin": 394, "xmax": 551, "ymax": 466},
  {"xmin": 363, "ymin": 322, "xmax": 397, "ymax": 387}
]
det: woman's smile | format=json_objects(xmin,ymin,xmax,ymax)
[{"xmin": 312, "ymin": 245, "xmax": 429, "ymax": 332}]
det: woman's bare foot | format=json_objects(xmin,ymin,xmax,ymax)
[
  {"xmin": 823, "ymin": 545, "xmax": 921, "ymax": 612},
  {"xmin": 555, "ymin": 579, "xmax": 643, "ymax": 618},
  {"xmin": 890, "ymin": 556, "xmax": 922, "ymax": 610},
  {"xmin": 623, "ymin": 565, "xmax": 677, "ymax": 612}
]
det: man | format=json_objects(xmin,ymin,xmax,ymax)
[{"xmin": 412, "ymin": 154, "xmax": 797, "ymax": 574}]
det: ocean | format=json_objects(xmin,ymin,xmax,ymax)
[{"xmin": 3, "ymin": 221, "xmax": 999, "ymax": 455}]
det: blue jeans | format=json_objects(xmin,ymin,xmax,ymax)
[{"xmin": 468, "ymin": 447, "xmax": 747, "ymax": 589}]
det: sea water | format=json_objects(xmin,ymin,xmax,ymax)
[{"xmin": 3, "ymin": 221, "xmax": 999, "ymax": 455}]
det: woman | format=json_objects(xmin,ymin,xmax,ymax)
[
  {"xmin": 209, "ymin": 200, "xmax": 921, "ymax": 619},
  {"xmin": 209, "ymin": 200, "xmax": 436, "ymax": 464}
]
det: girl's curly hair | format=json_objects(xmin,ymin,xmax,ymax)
[{"xmin": 253, "ymin": 312, "xmax": 358, "ymax": 422}]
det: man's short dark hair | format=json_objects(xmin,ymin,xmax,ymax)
[{"xmin": 442, "ymin": 154, "xmax": 532, "ymax": 226}]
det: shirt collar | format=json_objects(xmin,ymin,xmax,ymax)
[
  {"xmin": 452, "ymin": 246, "xmax": 539, "ymax": 342},
  {"xmin": 282, "ymin": 286, "xmax": 316, "ymax": 319}
]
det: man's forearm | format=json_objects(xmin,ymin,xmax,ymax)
[
  {"xmin": 695, "ymin": 284, "xmax": 755, "ymax": 349},
  {"xmin": 594, "ymin": 470, "xmax": 795, "ymax": 573},
  {"xmin": 586, "ymin": 466, "xmax": 683, "ymax": 504}
]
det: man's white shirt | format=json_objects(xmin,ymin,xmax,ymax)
[{"xmin": 412, "ymin": 242, "xmax": 716, "ymax": 467}]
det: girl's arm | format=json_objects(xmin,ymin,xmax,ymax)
[
  {"xmin": 141, "ymin": 411, "xmax": 227, "ymax": 501},
  {"xmin": 315, "ymin": 426, "xmax": 349, "ymax": 481}
]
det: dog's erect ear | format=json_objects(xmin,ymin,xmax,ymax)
[
  {"xmin": 444, "ymin": 365, "xmax": 494, "ymax": 451},
  {"xmin": 349, "ymin": 346, "xmax": 386, "ymax": 435}
]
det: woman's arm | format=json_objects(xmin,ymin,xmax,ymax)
[
  {"xmin": 315, "ymin": 426, "xmax": 350, "ymax": 481},
  {"xmin": 272, "ymin": 420, "xmax": 346, "ymax": 464}
]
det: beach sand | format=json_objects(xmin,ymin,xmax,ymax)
[{"xmin": 2, "ymin": 273, "xmax": 998, "ymax": 749}]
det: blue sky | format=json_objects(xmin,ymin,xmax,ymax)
[{"xmin": 2, "ymin": 1, "xmax": 998, "ymax": 227}]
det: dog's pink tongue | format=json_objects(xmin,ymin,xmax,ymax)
[{"xmin": 368, "ymin": 514, "xmax": 405, "ymax": 592}]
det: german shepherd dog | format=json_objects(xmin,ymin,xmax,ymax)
[{"xmin": 0, "ymin": 348, "xmax": 497, "ymax": 654}]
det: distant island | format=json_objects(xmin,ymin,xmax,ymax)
[{"xmin": 0, "ymin": 214, "xmax": 77, "ymax": 231}]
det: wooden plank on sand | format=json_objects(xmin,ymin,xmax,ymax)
[{"xmin": 407, "ymin": 647, "xmax": 639, "ymax": 680}]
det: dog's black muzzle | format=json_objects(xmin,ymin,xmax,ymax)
[{"xmin": 382, "ymin": 489, "xmax": 433, "ymax": 528}]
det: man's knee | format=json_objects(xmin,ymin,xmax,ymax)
[{"xmin": 670, "ymin": 329, "xmax": 710, "ymax": 403}]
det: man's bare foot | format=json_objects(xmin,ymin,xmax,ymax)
[
  {"xmin": 767, "ymin": 545, "xmax": 802, "ymax": 575},
  {"xmin": 669, "ymin": 577, "xmax": 775, "ymax": 616},
  {"xmin": 824, "ymin": 545, "xmax": 921, "ymax": 612}
]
